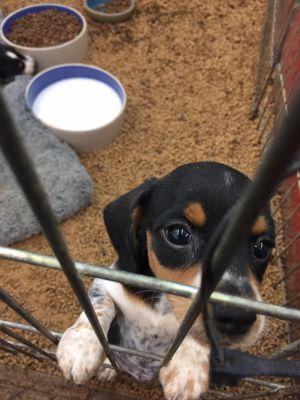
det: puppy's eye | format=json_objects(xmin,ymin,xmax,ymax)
[
  {"xmin": 165, "ymin": 225, "xmax": 191, "ymax": 246},
  {"xmin": 252, "ymin": 240, "xmax": 272, "ymax": 261}
]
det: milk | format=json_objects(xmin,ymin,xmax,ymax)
[{"xmin": 32, "ymin": 77, "xmax": 123, "ymax": 131}]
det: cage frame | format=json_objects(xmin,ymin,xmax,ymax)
[{"xmin": 1, "ymin": 1, "xmax": 300, "ymax": 398}]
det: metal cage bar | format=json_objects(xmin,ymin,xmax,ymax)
[
  {"xmin": 0, "ymin": 324, "xmax": 55, "ymax": 361},
  {"xmin": 0, "ymin": 288, "xmax": 58, "ymax": 345},
  {"xmin": 1, "ymin": 246, "xmax": 300, "ymax": 322},
  {"xmin": 0, "ymin": 86, "xmax": 300, "ymax": 396},
  {"xmin": 0, "ymin": 2, "xmax": 300, "ymax": 398},
  {"xmin": 0, "ymin": 319, "xmax": 291, "ymax": 400},
  {"xmin": 0, "ymin": 89, "xmax": 119, "ymax": 372}
]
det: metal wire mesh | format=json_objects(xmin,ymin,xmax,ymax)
[{"xmin": 1, "ymin": 1, "xmax": 300, "ymax": 399}]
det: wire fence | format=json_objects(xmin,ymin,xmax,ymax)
[{"xmin": 1, "ymin": 1, "xmax": 300, "ymax": 399}]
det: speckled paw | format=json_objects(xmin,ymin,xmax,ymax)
[
  {"xmin": 159, "ymin": 338, "xmax": 210, "ymax": 400},
  {"xmin": 56, "ymin": 324, "xmax": 105, "ymax": 385}
]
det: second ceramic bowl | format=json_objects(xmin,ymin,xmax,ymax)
[{"xmin": 0, "ymin": 4, "xmax": 88, "ymax": 71}]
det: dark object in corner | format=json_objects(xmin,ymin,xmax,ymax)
[{"xmin": 211, "ymin": 347, "xmax": 300, "ymax": 386}]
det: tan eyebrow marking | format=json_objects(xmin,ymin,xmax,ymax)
[
  {"xmin": 251, "ymin": 216, "xmax": 268, "ymax": 236},
  {"xmin": 184, "ymin": 202, "xmax": 207, "ymax": 227}
]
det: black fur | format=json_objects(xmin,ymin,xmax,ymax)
[{"xmin": 0, "ymin": 43, "xmax": 33, "ymax": 83}]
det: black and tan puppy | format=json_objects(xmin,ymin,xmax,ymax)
[{"xmin": 57, "ymin": 162, "xmax": 274, "ymax": 400}]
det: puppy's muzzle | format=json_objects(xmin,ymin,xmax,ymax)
[
  {"xmin": 213, "ymin": 303, "xmax": 257, "ymax": 336},
  {"xmin": 212, "ymin": 274, "xmax": 257, "ymax": 337}
]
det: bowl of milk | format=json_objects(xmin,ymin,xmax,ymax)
[{"xmin": 26, "ymin": 64, "xmax": 126, "ymax": 153}]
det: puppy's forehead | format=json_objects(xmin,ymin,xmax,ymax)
[{"xmin": 147, "ymin": 162, "xmax": 250, "ymax": 225}]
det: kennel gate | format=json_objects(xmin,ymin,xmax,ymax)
[{"xmin": 1, "ymin": 0, "xmax": 300, "ymax": 398}]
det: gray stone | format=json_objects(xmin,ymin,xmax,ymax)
[{"xmin": 0, "ymin": 75, "xmax": 93, "ymax": 245}]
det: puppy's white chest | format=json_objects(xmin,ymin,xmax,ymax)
[
  {"xmin": 115, "ymin": 309, "xmax": 176, "ymax": 381},
  {"xmin": 102, "ymin": 279, "xmax": 178, "ymax": 380}
]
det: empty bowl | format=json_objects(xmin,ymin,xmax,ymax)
[
  {"xmin": 84, "ymin": 0, "xmax": 135, "ymax": 23},
  {"xmin": 0, "ymin": 4, "xmax": 88, "ymax": 71},
  {"xmin": 26, "ymin": 64, "xmax": 126, "ymax": 153}
]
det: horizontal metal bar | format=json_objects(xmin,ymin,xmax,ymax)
[
  {"xmin": 0, "ymin": 91, "xmax": 118, "ymax": 372},
  {"xmin": 1, "ymin": 246, "xmax": 300, "ymax": 322},
  {"xmin": 0, "ymin": 339, "xmax": 237, "ymax": 400},
  {"xmin": 243, "ymin": 378, "xmax": 286, "ymax": 390},
  {"xmin": 0, "ymin": 324, "xmax": 55, "ymax": 361},
  {"xmin": 0, "ymin": 337, "xmax": 46, "ymax": 362},
  {"xmin": 212, "ymin": 292, "xmax": 300, "ymax": 322},
  {"xmin": 0, "ymin": 342, "xmax": 18, "ymax": 356},
  {"xmin": 0, "ymin": 246, "xmax": 194, "ymax": 299},
  {"xmin": 0, "ymin": 340, "xmax": 113, "ymax": 371},
  {"xmin": 0, "ymin": 319, "xmax": 162, "ymax": 362},
  {"xmin": 0, "ymin": 287, "xmax": 58, "ymax": 345},
  {"xmin": 0, "ymin": 318, "xmax": 289, "ymax": 393},
  {"xmin": 270, "ymin": 338, "xmax": 300, "ymax": 360},
  {"xmin": 0, "ymin": 319, "xmax": 61, "ymax": 337}
]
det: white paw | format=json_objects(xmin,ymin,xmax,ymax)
[
  {"xmin": 159, "ymin": 338, "xmax": 210, "ymax": 400},
  {"xmin": 97, "ymin": 359, "xmax": 117, "ymax": 382},
  {"xmin": 57, "ymin": 324, "xmax": 105, "ymax": 385}
]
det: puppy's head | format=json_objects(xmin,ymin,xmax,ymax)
[{"xmin": 104, "ymin": 162, "xmax": 275, "ymax": 347}]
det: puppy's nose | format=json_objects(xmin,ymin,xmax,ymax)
[{"xmin": 213, "ymin": 304, "xmax": 257, "ymax": 336}]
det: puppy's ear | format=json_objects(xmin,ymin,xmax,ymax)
[{"xmin": 103, "ymin": 178, "xmax": 158, "ymax": 274}]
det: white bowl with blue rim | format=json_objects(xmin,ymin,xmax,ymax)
[
  {"xmin": 26, "ymin": 64, "xmax": 126, "ymax": 153},
  {"xmin": 0, "ymin": 4, "xmax": 88, "ymax": 71},
  {"xmin": 84, "ymin": 0, "xmax": 135, "ymax": 23}
]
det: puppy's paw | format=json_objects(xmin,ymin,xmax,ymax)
[
  {"xmin": 97, "ymin": 360, "xmax": 117, "ymax": 382},
  {"xmin": 159, "ymin": 338, "xmax": 210, "ymax": 400},
  {"xmin": 57, "ymin": 324, "xmax": 105, "ymax": 385}
]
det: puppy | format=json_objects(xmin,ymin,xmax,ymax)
[
  {"xmin": 0, "ymin": 44, "xmax": 35, "ymax": 83},
  {"xmin": 57, "ymin": 162, "xmax": 275, "ymax": 400}
]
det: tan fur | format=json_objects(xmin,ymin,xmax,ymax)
[
  {"xmin": 147, "ymin": 232, "xmax": 199, "ymax": 321},
  {"xmin": 251, "ymin": 216, "xmax": 267, "ymax": 236},
  {"xmin": 184, "ymin": 203, "xmax": 207, "ymax": 227},
  {"xmin": 146, "ymin": 232, "xmax": 207, "ymax": 344}
]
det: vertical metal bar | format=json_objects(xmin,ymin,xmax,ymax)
[
  {"xmin": 0, "ymin": 288, "xmax": 58, "ymax": 344},
  {"xmin": 210, "ymin": 90, "xmax": 300, "ymax": 290},
  {"xmin": 0, "ymin": 90, "xmax": 119, "ymax": 372},
  {"xmin": 252, "ymin": 0, "xmax": 276, "ymax": 118},
  {"xmin": 160, "ymin": 90, "xmax": 300, "ymax": 367}
]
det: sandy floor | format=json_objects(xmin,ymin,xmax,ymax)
[{"xmin": 0, "ymin": 0, "xmax": 289, "ymax": 398}]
